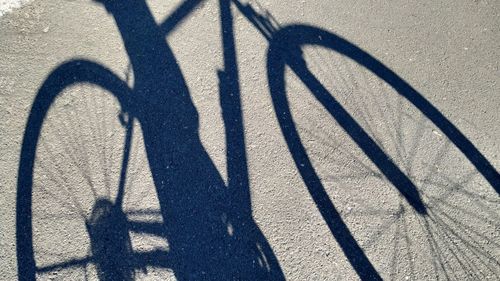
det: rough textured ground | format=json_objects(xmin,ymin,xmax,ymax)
[{"xmin": 1, "ymin": 0, "xmax": 499, "ymax": 280}]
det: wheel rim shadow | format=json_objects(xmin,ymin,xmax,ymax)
[{"xmin": 16, "ymin": 60, "xmax": 133, "ymax": 281}]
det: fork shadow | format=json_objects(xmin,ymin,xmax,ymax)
[{"xmin": 265, "ymin": 23, "xmax": 499, "ymax": 280}]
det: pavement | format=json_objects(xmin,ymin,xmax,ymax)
[{"xmin": 1, "ymin": 0, "xmax": 499, "ymax": 280}]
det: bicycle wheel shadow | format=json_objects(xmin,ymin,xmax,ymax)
[{"xmin": 266, "ymin": 23, "xmax": 500, "ymax": 280}]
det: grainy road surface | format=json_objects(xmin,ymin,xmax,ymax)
[{"xmin": 1, "ymin": 0, "xmax": 499, "ymax": 280}]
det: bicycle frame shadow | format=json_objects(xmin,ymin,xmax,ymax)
[{"xmin": 84, "ymin": 0, "xmax": 284, "ymax": 279}]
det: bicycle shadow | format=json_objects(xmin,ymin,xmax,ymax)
[{"xmin": 16, "ymin": 0, "xmax": 499, "ymax": 280}]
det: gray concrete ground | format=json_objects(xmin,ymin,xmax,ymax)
[{"xmin": 1, "ymin": 0, "xmax": 499, "ymax": 280}]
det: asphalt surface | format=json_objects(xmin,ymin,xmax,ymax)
[{"xmin": 1, "ymin": 0, "xmax": 499, "ymax": 280}]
